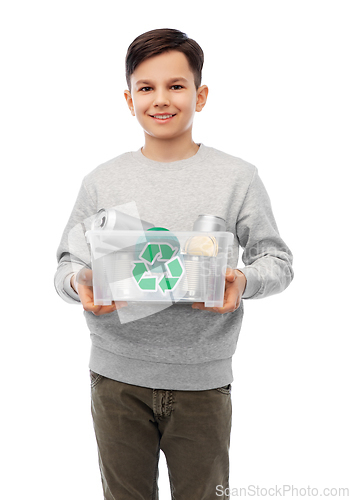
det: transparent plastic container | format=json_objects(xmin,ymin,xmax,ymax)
[{"xmin": 85, "ymin": 229, "xmax": 234, "ymax": 307}]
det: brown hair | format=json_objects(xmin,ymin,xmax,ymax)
[{"xmin": 125, "ymin": 28, "xmax": 204, "ymax": 91}]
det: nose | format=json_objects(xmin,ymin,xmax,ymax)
[{"xmin": 153, "ymin": 88, "xmax": 170, "ymax": 107}]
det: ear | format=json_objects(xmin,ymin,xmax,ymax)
[
  {"xmin": 196, "ymin": 85, "xmax": 209, "ymax": 112},
  {"xmin": 124, "ymin": 90, "xmax": 135, "ymax": 116}
]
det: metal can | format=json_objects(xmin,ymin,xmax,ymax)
[
  {"xmin": 91, "ymin": 208, "xmax": 155, "ymax": 232},
  {"xmin": 181, "ymin": 214, "xmax": 226, "ymax": 302},
  {"xmin": 192, "ymin": 214, "xmax": 226, "ymax": 232}
]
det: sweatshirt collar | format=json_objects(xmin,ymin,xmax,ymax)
[{"xmin": 131, "ymin": 143, "xmax": 207, "ymax": 170}]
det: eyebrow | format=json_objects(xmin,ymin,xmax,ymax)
[{"xmin": 135, "ymin": 77, "xmax": 189, "ymax": 86}]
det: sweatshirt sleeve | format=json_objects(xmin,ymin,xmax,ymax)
[
  {"xmin": 54, "ymin": 178, "xmax": 97, "ymax": 304},
  {"xmin": 236, "ymin": 168, "xmax": 294, "ymax": 299}
]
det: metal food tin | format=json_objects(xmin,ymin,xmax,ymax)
[
  {"xmin": 91, "ymin": 208, "xmax": 155, "ymax": 232},
  {"xmin": 192, "ymin": 214, "xmax": 226, "ymax": 232}
]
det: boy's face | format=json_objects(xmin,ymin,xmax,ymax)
[{"xmin": 124, "ymin": 50, "xmax": 208, "ymax": 142}]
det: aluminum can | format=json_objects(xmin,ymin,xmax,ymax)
[
  {"xmin": 91, "ymin": 208, "xmax": 154, "ymax": 231},
  {"xmin": 192, "ymin": 214, "xmax": 226, "ymax": 232},
  {"xmin": 180, "ymin": 254, "xmax": 206, "ymax": 300}
]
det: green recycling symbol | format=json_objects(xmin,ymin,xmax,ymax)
[{"xmin": 132, "ymin": 241, "xmax": 184, "ymax": 293}]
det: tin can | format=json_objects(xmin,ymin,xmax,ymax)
[
  {"xmin": 180, "ymin": 254, "xmax": 207, "ymax": 300},
  {"xmin": 104, "ymin": 250, "xmax": 135, "ymax": 298},
  {"xmin": 91, "ymin": 208, "xmax": 155, "ymax": 232},
  {"xmin": 192, "ymin": 214, "xmax": 226, "ymax": 232},
  {"xmin": 181, "ymin": 215, "xmax": 225, "ymax": 302}
]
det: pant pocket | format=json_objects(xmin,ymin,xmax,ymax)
[
  {"xmin": 215, "ymin": 384, "xmax": 231, "ymax": 395},
  {"xmin": 90, "ymin": 369, "xmax": 104, "ymax": 389}
]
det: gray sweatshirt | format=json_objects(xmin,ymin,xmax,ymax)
[{"xmin": 54, "ymin": 143, "xmax": 293, "ymax": 390}]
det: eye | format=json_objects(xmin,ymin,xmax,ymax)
[
  {"xmin": 171, "ymin": 85, "xmax": 183, "ymax": 90},
  {"xmin": 139, "ymin": 87, "xmax": 152, "ymax": 92}
]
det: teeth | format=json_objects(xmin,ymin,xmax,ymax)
[{"xmin": 153, "ymin": 114, "xmax": 173, "ymax": 119}]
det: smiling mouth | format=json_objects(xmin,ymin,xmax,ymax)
[{"xmin": 150, "ymin": 114, "xmax": 176, "ymax": 120}]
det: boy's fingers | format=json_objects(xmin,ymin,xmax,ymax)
[
  {"xmin": 77, "ymin": 284, "xmax": 92, "ymax": 304},
  {"xmin": 192, "ymin": 269, "xmax": 243, "ymax": 313},
  {"xmin": 214, "ymin": 286, "xmax": 241, "ymax": 314},
  {"xmin": 225, "ymin": 268, "xmax": 237, "ymax": 283},
  {"xmin": 192, "ymin": 302, "xmax": 205, "ymax": 310},
  {"xmin": 75, "ymin": 269, "xmax": 128, "ymax": 315},
  {"xmin": 76, "ymin": 268, "xmax": 93, "ymax": 286},
  {"xmin": 84, "ymin": 301, "xmax": 128, "ymax": 315},
  {"xmin": 77, "ymin": 285, "xmax": 100, "ymax": 313},
  {"xmin": 91, "ymin": 305, "xmax": 114, "ymax": 316},
  {"xmin": 82, "ymin": 300, "xmax": 99, "ymax": 313},
  {"xmin": 214, "ymin": 300, "xmax": 239, "ymax": 314}
]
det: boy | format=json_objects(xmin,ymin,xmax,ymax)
[{"xmin": 54, "ymin": 28, "xmax": 293, "ymax": 500}]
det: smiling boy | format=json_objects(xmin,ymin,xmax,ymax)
[
  {"xmin": 55, "ymin": 28, "xmax": 293, "ymax": 500},
  {"xmin": 124, "ymin": 49, "xmax": 207, "ymax": 162}
]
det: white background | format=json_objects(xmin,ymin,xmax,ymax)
[{"xmin": 1, "ymin": 1, "xmax": 349, "ymax": 498}]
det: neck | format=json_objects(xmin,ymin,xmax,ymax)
[{"xmin": 141, "ymin": 133, "xmax": 199, "ymax": 162}]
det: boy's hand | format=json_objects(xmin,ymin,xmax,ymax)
[
  {"xmin": 72, "ymin": 268, "xmax": 128, "ymax": 316},
  {"xmin": 191, "ymin": 268, "xmax": 247, "ymax": 314}
]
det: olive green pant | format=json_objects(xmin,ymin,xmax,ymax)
[{"xmin": 90, "ymin": 370, "xmax": 231, "ymax": 500}]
